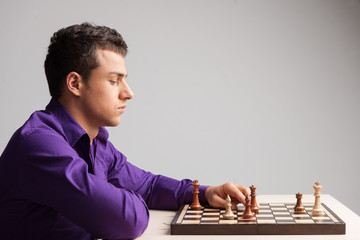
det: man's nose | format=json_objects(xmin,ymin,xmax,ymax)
[{"xmin": 119, "ymin": 81, "xmax": 134, "ymax": 100}]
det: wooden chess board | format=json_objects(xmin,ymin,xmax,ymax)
[{"xmin": 171, "ymin": 203, "xmax": 345, "ymax": 235}]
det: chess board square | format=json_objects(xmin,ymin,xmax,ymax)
[
  {"xmin": 203, "ymin": 212, "xmax": 220, "ymax": 216},
  {"xmin": 292, "ymin": 214, "xmax": 309, "ymax": 218},
  {"xmin": 220, "ymin": 215, "xmax": 235, "ymax": 220},
  {"xmin": 277, "ymin": 221, "xmax": 296, "ymax": 224},
  {"xmin": 269, "ymin": 203, "xmax": 285, "ymax": 206},
  {"xmin": 295, "ymin": 219, "xmax": 314, "ymax": 224},
  {"xmin": 238, "ymin": 221, "xmax": 256, "ymax": 224},
  {"xmin": 256, "ymin": 214, "xmax": 274, "ymax": 218},
  {"xmin": 187, "ymin": 210, "xmax": 202, "ymax": 214},
  {"xmin": 303, "ymin": 203, "xmax": 314, "ymax": 207},
  {"xmin": 182, "ymin": 220, "xmax": 200, "ymax": 224},
  {"xmin": 239, "ymin": 216, "xmax": 256, "ymax": 220},
  {"xmin": 204, "ymin": 208, "xmax": 220, "ymax": 211},
  {"xmin": 201, "ymin": 217, "xmax": 219, "ymax": 221},
  {"xmin": 219, "ymin": 220, "xmax": 237, "ymax": 224},
  {"xmin": 259, "ymin": 210, "xmax": 272, "ymax": 214},
  {"xmin": 312, "ymin": 216, "xmax": 331, "ymax": 220},
  {"xmin": 275, "ymin": 217, "xmax": 293, "ymax": 220},
  {"xmin": 184, "ymin": 215, "xmax": 202, "ymax": 220},
  {"xmin": 314, "ymin": 219, "xmax": 335, "ymax": 224},
  {"xmin": 273, "ymin": 212, "xmax": 291, "ymax": 216},
  {"xmin": 272, "ymin": 207, "xmax": 287, "ymax": 211},
  {"xmin": 238, "ymin": 217, "xmax": 257, "ymax": 221}
]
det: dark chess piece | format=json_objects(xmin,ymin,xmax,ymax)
[
  {"xmin": 294, "ymin": 192, "xmax": 305, "ymax": 214},
  {"xmin": 190, "ymin": 180, "xmax": 202, "ymax": 210},
  {"xmin": 242, "ymin": 196, "xmax": 255, "ymax": 219},
  {"xmin": 250, "ymin": 185, "xmax": 260, "ymax": 214}
]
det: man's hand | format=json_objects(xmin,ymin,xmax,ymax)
[{"xmin": 205, "ymin": 183, "xmax": 250, "ymax": 209}]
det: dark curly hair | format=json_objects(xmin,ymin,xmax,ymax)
[{"xmin": 44, "ymin": 22, "xmax": 128, "ymax": 99}]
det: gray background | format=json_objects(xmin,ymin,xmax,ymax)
[{"xmin": 1, "ymin": 0, "xmax": 359, "ymax": 216}]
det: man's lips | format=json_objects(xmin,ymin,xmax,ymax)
[{"xmin": 117, "ymin": 105, "xmax": 127, "ymax": 113}]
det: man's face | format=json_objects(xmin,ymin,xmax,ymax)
[{"xmin": 79, "ymin": 49, "xmax": 133, "ymax": 128}]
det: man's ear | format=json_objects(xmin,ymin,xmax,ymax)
[{"xmin": 65, "ymin": 72, "xmax": 83, "ymax": 97}]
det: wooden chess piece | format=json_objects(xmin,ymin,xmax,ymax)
[
  {"xmin": 190, "ymin": 180, "xmax": 202, "ymax": 210},
  {"xmin": 223, "ymin": 194, "xmax": 235, "ymax": 219},
  {"xmin": 312, "ymin": 182, "xmax": 324, "ymax": 216},
  {"xmin": 250, "ymin": 185, "xmax": 260, "ymax": 214},
  {"xmin": 294, "ymin": 192, "xmax": 305, "ymax": 214},
  {"xmin": 242, "ymin": 196, "xmax": 255, "ymax": 219}
]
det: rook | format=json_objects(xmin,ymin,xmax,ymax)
[{"xmin": 294, "ymin": 193, "xmax": 305, "ymax": 214}]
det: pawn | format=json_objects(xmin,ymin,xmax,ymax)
[
  {"xmin": 294, "ymin": 193, "xmax": 305, "ymax": 214},
  {"xmin": 223, "ymin": 194, "xmax": 235, "ymax": 220},
  {"xmin": 250, "ymin": 185, "xmax": 260, "ymax": 214},
  {"xmin": 242, "ymin": 196, "xmax": 255, "ymax": 219}
]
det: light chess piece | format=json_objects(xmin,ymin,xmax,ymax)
[
  {"xmin": 312, "ymin": 181, "xmax": 324, "ymax": 216},
  {"xmin": 223, "ymin": 194, "xmax": 235, "ymax": 220}
]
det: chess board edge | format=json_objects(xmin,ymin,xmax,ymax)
[{"xmin": 170, "ymin": 203, "xmax": 346, "ymax": 235}]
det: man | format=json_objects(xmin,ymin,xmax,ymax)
[{"xmin": 0, "ymin": 23, "xmax": 249, "ymax": 240}]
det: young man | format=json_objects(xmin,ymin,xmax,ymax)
[{"xmin": 0, "ymin": 23, "xmax": 249, "ymax": 240}]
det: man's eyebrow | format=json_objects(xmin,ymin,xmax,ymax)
[{"xmin": 108, "ymin": 72, "xmax": 128, "ymax": 78}]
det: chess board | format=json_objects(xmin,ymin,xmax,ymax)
[{"xmin": 171, "ymin": 203, "xmax": 345, "ymax": 235}]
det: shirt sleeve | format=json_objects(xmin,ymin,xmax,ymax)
[
  {"xmin": 106, "ymin": 141, "xmax": 209, "ymax": 210},
  {"xmin": 16, "ymin": 130, "xmax": 148, "ymax": 240}
]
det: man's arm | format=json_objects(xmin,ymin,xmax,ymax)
[
  {"xmin": 105, "ymin": 141, "xmax": 248, "ymax": 211},
  {"xmin": 16, "ymin": 130, "xmax": 148, "ymax": 239},
  {"xmin": 106, "ymin": 141, "xmax": 208, "ymax": 210}
]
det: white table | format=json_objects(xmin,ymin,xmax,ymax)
[{"xmin": 138, "ymin": 194, "xmax": 360, "ymax": 240}]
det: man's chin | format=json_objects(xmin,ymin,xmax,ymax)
[{"xmin": 103, "ymin": 118, "xmax": 121, "ymax": 127}]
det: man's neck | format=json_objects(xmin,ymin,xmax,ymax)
[{"xmin": 58, "ymin": 97, "xmax": 98, "ymax": 144}]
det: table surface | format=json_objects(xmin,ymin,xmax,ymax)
[{"xmin": 137, "ymin": 194, "xmax": 360, "ymax": 240}]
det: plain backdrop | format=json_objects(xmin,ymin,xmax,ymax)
[{"xmin": 1, "ymin": 0, "xmax": 359, "ymax": 216}]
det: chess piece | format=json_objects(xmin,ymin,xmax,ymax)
[
  {"xmin": 312, "ymin": 182, "xmax": 324, "ymax": 216},
  {"xmin": 250, "ymin": 185, "xmax": 260, "ymax": 214},
  {"xmin": 190, "ymin": 180, "xmax": 202, "ymax": 210},
  {"xmin": 294, "ymin": 192, "xmax": 305, "ymax": 214},
  {"xmin": 242, "ymin": 196, "xmax": 255, "ymax": 219},
  {"xmin": 223, "ymin": 194, "xmax": 235, "ymax": 219}
]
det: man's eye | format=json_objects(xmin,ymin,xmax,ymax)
[{"xmin": 109, "ymin": 80, "xmax": 119, "ymax": 85}]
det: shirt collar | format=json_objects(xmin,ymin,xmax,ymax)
[{"xmin": 45, "ymin": 98, "xmax": 109, "ymax": 147}]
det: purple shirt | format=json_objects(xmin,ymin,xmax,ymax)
[{"xmin": 0, "ymin": 99, "xmax": 208, "ymax": 240}]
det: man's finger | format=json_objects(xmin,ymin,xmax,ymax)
[{"xmin": 224, "ymin": 183, "xmax": 249, "ymax": 205}]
